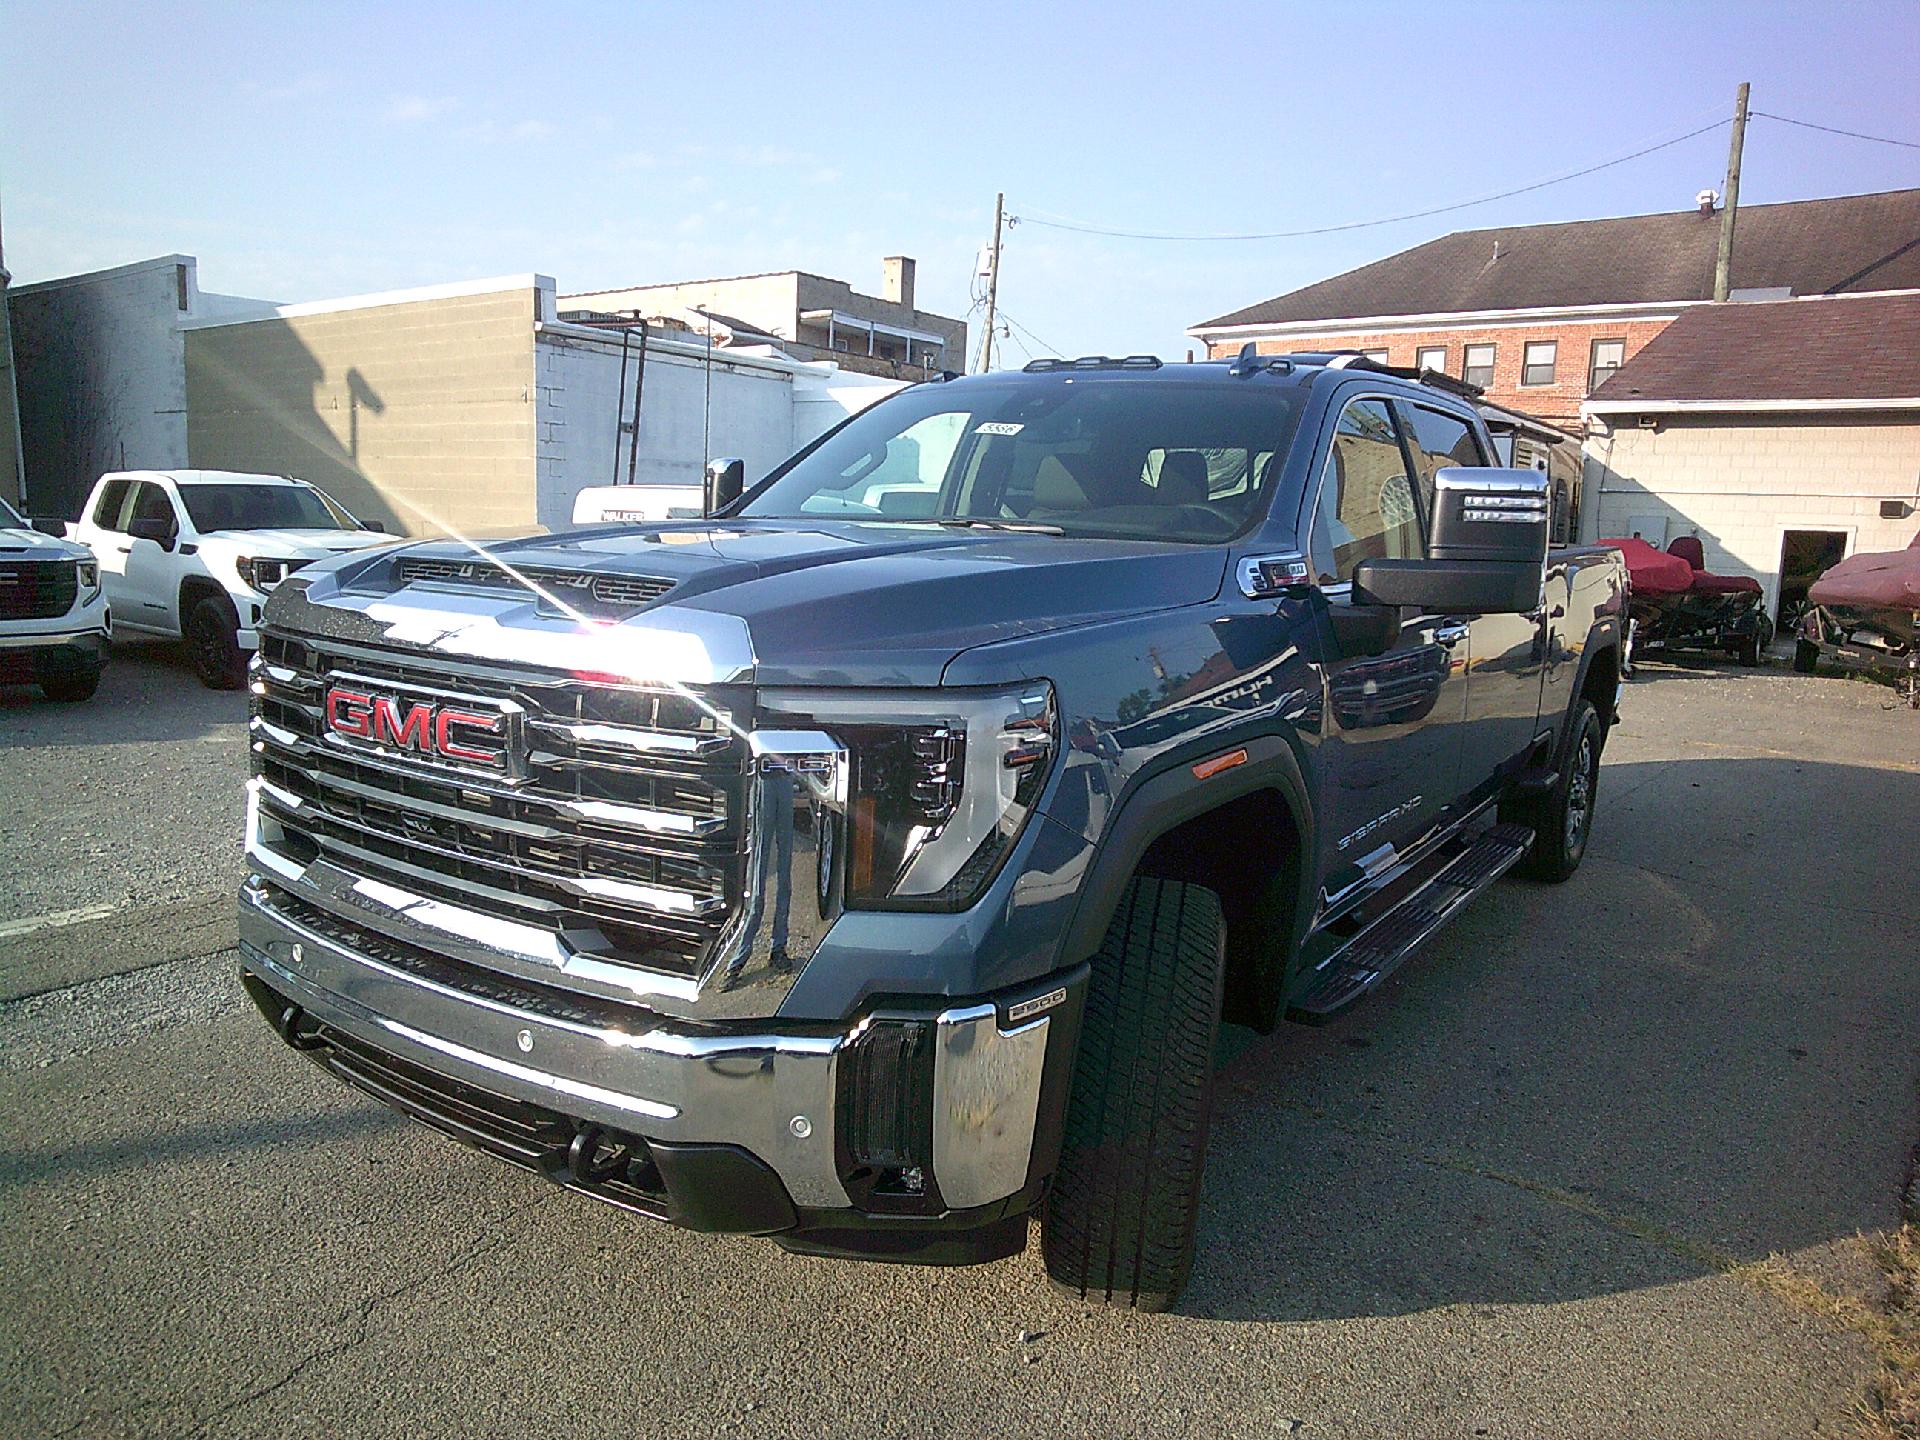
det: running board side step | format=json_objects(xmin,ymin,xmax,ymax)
[{"xmin": 1287, "ymin": 822, "xmax": 1535, "ymax": 1024}]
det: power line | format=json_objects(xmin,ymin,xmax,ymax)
[
  {"xmin": 1011, "ymin": 117, "xmax": 1732, "ymax": 242},
  {"xmin": 998, "ymin": 309, "xmax": 1066, "ymax": 360},
  {"xmin": 1751, "ymin": 110, "xmax": 1920, "ymax": 151}
]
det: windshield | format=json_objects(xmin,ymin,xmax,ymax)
[
  {"xmin": 179, "ymin": 483, "xmax": 355, "ymax": 533},
  {"xmin": 738, "ymin": 378, "xmax": 1305, "ymax": 543}
]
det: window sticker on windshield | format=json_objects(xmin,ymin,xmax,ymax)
[{"xmin": 976, "ymin": 422, "xmax": 1024, "ymax": 436}]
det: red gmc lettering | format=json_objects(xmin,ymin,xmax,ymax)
[
  {"xmin": 324, "ymin": 688, "xmax": 372, "ymax": 738},
  {"xmin": 371, "ymin": 696, "xmax": 434, "ymax": 752},
  {"xmin": 435, "ymin": 709, "xmax": 505, "ymax": 764}
]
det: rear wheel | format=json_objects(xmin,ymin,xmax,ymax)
[
  {"xmin": 1504, "ymin": 699, "xmax": 1602, "ymax": 884},
  {"xmin": 1042, "ymin": 877, "xmax": 1225, "ymax": 1311},
  {"xmin": 1793, "ymin": 638, "xmax": 1820, "ymax": 674},
  {"xmin": 187, "ymin": 596, "xmax": 245, "ymax": 690}
]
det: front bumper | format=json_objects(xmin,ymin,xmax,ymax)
[
  {"xmin": 239, "ymin": 880, "xmax": 1084, "ymax": 1260},
  {"xmin": 0, "ymin": 626, "xmax": 109, "ymax": 679}
]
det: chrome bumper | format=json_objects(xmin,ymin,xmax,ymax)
[{"xmin": 238, "ymin": 881, "xmax": 1059, "ymax": 1214}]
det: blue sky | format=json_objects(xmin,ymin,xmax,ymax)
[{"xmin": 4, "ymin": 1, "xmax": 1917, "ymax": 365}]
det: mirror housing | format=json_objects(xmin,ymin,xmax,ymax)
[
  {"xmin": 1428, "ymin": 466, "xmax": 1550, "ymax": 563},
  {"xmin": 127, "ymin": 516, "xmax": 177, "ymax": 551},
  {"xmin": 705, "ymin": 457, "xmax": 746, "ymax": 516},
  {"xmin": 360, "ymin": 519, "xmax": 386, "ymax": 533},
  {"xmin": 29, "ymin": 517, "xmax": 68, "ymax": 537},
  {"xmin": 1353, "ymin": 558, "xmax": 1543, "ymax": 614}
]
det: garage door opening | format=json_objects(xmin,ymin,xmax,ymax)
[{"xmin": 1777, "ymin": 530, "xmax": 1848, "ymax": 632}]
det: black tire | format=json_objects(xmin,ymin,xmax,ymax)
[
  {"xmin": 1504, "ymin": 698, "xmax": 1602, "ymax": 884},
  {"xmin": 1736, "ymin": 614, "xmax": 1774, "ymax": 667},
  {"xmin": 39, "ymin": 666, "xmax": 101, "ymax": 703},
  {"xmin": 1042, "ymin": 877, "xmax": 1226, "ymax": 1312},
  {"xmin": 187, "ymin": 596, "xmax": 245, "ymax": 690},
  {"xmin": 1793, "ymin": 638, "xmax": 1820, "ymax": 674}
]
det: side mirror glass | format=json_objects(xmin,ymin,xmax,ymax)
[{"xmin": 705, "ymin": 457, "xmax": 746, "ymax": 516}]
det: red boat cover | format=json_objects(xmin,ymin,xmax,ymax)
[
  {"xmin": 1807, "ymin": 529, "xmax": 1920, "ymax": 612},
  {"xmin": 1603, "ymin": 537, "xmax": 1694, "ymax": 597},
  {"xmin": 1666, "ymin": 535, "xmax": 1763, "ymax": 596}
]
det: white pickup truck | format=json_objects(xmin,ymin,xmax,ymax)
[
  {"xmin": 0, "ymin": 493, "xmax": 112, "ymax": 701},
  {"xmin": 70, "ymin": 470, "xmax": 392, "ymax": 688}
]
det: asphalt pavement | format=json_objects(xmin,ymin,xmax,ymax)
[{"xmin": 1, "ymin": 642, "xmax": 1915, "ymax": 1438}]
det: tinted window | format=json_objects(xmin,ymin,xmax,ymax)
[
  {"xmin": 1400, "ymin": 404, "xmax": 1487, "ymax": 522},
  {"xmin": 742, "ymin": 379, "xmax": 1306, "ymax": 543},
  {"xmin": 92, "ymin": 479, "xmax": 132, "ymax": 530},
  {"xmin": 178, "ymin": 483, "xmax": 352, "ymax": 532},
  {"xmin": 1309, "ymin": 398, "xmax": 1422, "ymax": 583},
  {"xmin": 128, "ymin": 482, "xmax": 177, "ymax": 532}
]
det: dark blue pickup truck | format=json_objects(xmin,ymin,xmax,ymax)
[{"xmin": 239, "ymin": 350, "xmax": 1627, "ymax": 1310}]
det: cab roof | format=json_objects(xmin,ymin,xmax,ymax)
[{"xmin": 101, "ymin": 469, "xmax": 309, "ymax": 488}]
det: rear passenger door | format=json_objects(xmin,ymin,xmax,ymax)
[
  {"xmin": 1397, "ymin": 401, "xmax": 1548, "ymax": 800},
  {"xmin": 1306, "ymin": 395, "xmax": 1469, "ymax": 901}
]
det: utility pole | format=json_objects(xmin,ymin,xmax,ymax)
[
  {"xmin": 1713, "ymin": 81, "xmax": 1751, "ymax": 303},
  {"xmin": 978, "ymin": 192, "xmax": 1004, "ymax": 373}
]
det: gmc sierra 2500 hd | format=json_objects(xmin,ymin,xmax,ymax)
[{"xmin": 240, "ymin": 350, "xmax": 1627, "ymax": 1310}]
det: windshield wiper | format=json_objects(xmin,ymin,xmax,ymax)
[{"xmin": 932, "ymin": 518, "xmax": 1066, "ymax": 536}]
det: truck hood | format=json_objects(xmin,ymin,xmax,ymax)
[
  {"xmin": 0, "ymin": 526, "xmax": 88, "ymax": 560},
  {"xmin": 200, "ymin": 528, "xmax": 392, "ymax": 559},
  {"xmin": 304, "ymin": 519, "xmax": 1228, "ymax": 686}
]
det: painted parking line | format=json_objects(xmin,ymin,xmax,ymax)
[{"xmin": 0, "ymin": 902, "xmax": 121, "ymax": 941}]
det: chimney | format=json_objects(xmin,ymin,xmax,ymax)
[{"xmin": 882, "ymin": 255, "xmax": 915, "ymax": 311}]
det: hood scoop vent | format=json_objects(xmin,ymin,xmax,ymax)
[{"xmin": 395, "ymin": 557, "xmax": 675, "ymax": 612}]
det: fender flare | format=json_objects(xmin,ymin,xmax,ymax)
[
  {"xmin": 1563, "ymin": 624, "xmax": 1622, "ymax": 753},
  {"xmin": 1057, "ymin": 733, "xmax": 1317, "ymax": 1019}
]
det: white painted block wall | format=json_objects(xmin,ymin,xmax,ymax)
[{"xmin": 1584, "ymin": 414, "xmax": 1920, "ymax": 613}]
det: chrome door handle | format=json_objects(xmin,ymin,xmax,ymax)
[{"xmin": 1435, "ymin": 622, "xmax": 1470, "ymax": 647}]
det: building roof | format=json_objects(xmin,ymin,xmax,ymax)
[
  {"xmin": 1587, "ymin": 291, "xmax": 1920, "ymax": 407},
  {"xmin": 1195, "ymin": 188, "xmax": 1920, "ymax": 331}
]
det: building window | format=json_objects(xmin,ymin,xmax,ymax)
[
  {"xmin": 1361, "ymin": 348, "xmax": 1390, "ymax": 363},
  {"xmin": 1589, "ymin": 338, "xmax": 1626, "ymax": 391},
  {"xmin": 1521, "ymin": 340, "xmax": 1557, "ymax": 387},
  {"xmin": 1416, "ymin": 345, "xmax": 1446, "ymax": 373},
  {"xmin": 1463, "ymin": 343, "xmax": 1495, "ymax": 388}
]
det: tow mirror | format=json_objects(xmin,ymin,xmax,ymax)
[
  {"xmin": 704, "ymin": 457, "xmax": 746, "ymax": 516},
  {"xmin": 1350, "ymin": 467, "xmax": 1548, "ymax": 616},
  {"xmin": 30, "ymin": 517, "xmax": 68, "ymax": 537}
]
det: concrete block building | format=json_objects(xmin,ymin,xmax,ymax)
[{"xmin": 1583, "ymin": 291, "xmax": 1920, "ymax": 621}]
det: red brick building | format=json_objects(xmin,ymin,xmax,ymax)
[{"xmin": 1189, "ymin": 188, "xmax": 1920, "ymax": 428}]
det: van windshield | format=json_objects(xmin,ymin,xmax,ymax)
[
  {"xmin": 180, "ymin": 483, "xmax": 355, "ymax": 533},
  {"xmin": 738, "ymin": 378, "xmax": 1305, "ymax": 543}
]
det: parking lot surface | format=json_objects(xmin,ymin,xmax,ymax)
[{"xmin": 2, "ymin": 642, "xmax": 1916, "ymax": 1438}]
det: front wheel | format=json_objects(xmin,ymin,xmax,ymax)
[
  {"xmin": 1042, "ymin": 877, "xmax": 1225, "ymax": 1311},
  {"xmin": 187, "ymin": 596, "xmax": 246, "ymax": 690},
  {"xmin": 1504, "ymin": 698, "xmax": 1602, "ymax": 884},
  {"xmin": 39, "ymin": 666, "xmax": 101, "ymax": 703}
]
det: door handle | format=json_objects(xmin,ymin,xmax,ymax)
[
  {"xmin": 1435, "ymin": 622, "xmax": 1470, "ymax": 647},
  {"xmin": 115, "ymin": 544, "xmax": 132, "ymax": 553}
]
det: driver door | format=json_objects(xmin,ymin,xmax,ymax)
[
  {"xmin": 121, "ymin": 481, "xmax": 183, "ymax": 632},
  {"xmin": 1306, "ymin": 395, "xmax": 1469, "ymax": 903}
]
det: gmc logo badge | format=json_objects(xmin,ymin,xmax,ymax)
[{"xmin": 324, "ymin": 686, "xmax": 509, "ymax": 770}]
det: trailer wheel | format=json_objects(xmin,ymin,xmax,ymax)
[
  {"xmin": 1793, "ymin": 638, "xmax": 1820, "ymax": 674},
  {"xmin": 1042, "ymin": 877, "xmax": 1225, "ymax": 1312}
]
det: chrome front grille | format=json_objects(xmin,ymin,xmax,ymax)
[
  {"xmin": 393, "ymin": 557, "xmax": 675, "ymax": 611},
  {"xmin": 249, "ymin": 629, "xmax": 749, "ymax": 979}
]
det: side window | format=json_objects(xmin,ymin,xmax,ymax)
[
  {"xmin": 1400, "ymin": 404, "xmax": 1489, "ymax": 524},
  {"xmin": 1309, "ymin": 398, "xmax": 1422, "ymax": 584},
  {"xmin": 128, "ymin": 482, "xmax": 177, "ymax": 534},
  {"xmin": 92, "ymin": 479, "xmax": 132, "ymax": 530}
]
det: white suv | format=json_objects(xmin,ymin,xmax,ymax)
[
  {"xmin": 70, "ymin": 470, "xmax": 392, "ymax": 689},
  {"xmin": 0, "ymin": 493, "xmax": 112, "ymax": 701}
]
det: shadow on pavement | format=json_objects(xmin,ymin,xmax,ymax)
[
  {"xmin": 0, "ymin": 636, "xmax": 244, "ymax": 746},
  {"xmin": 1175, "ymin": 753, "xmax": 1918, "ymax": 1321}
]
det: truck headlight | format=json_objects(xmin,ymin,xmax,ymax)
[
  {"xmin": 759, "ymin": 683, "xmax": 1055, "ymax": 911},
  {"xmin": 75, "ymin": 558, "xmax": 100, "ymax": 593},
  {"xmin": 236, "ymin": 557, "xmax": 301, "ymax": 592}
]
